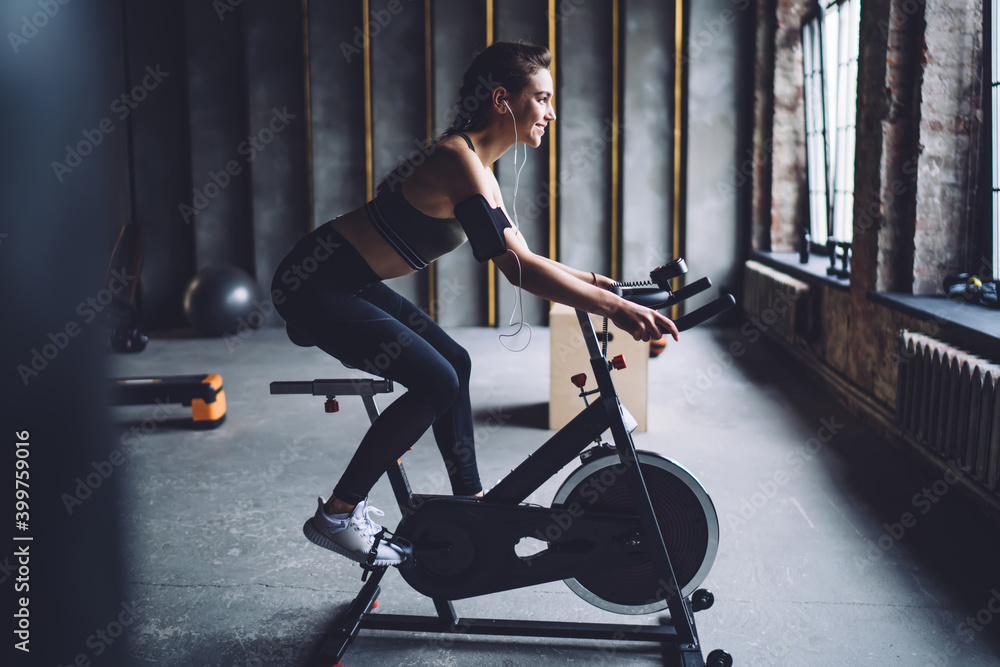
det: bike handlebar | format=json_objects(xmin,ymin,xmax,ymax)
[
  {"xmin": 673, "ymin": 293, "xmax": 736, "ymax": 332},
  {"xmin": 613, "ymin": 262, "xmax": 737, "ymax": 333}
]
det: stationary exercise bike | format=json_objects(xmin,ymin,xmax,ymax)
[{"xmin": 270, "ymin": 258, "xmax": 736, "ymax": 666}]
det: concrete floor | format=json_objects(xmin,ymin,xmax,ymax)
[{"xmin": 106, "ymin": 323, "xmax": 1000, "ymax": 666}]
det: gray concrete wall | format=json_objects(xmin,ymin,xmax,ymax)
[
  {"xmin": 684, "ymin": 0, "xmax": 751, "ymax": 302},
  {"xmin": 245, "ymin": 1, "xmax": 310, "ymax": 306},
  {"xmin": 124, "ymin": 1, "xmax": 195, "ymax": 330},
  {"xmin": 432, "ymin": 0, "xmax": 489, "ymax": 326},
  {"xmin": 621, "ymin": 0, "xmax": 675, "ymax": 282},
  {"xmin": 117, "ymin": 0, "xmax": 747, "ymax": 329},
  {"xmin": 557, "ymin": 0, "xmax": 615, "ymax": 278},
  {"xmin": 370, "ymin": 0, "xmax": 429, "ymax": 306},
  {"xmin": 309, "ymin": 1, "xmax": 367, "ymax": 227},
  {"xmin": 184, "ymin": 0, "xmax": 253, "ymax": 272},
  {"xmin": 496, "ymin": 0, "xmax": 552, "ymax": 326}
]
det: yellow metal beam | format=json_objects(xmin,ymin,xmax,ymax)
[{"xmin": 363, "ymin": 0, "xmax": 373, "ymax": 201}]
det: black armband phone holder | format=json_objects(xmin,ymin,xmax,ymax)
[{"xmin": 454, "ymin": 194, "xmax": 511, "ymax": 263}]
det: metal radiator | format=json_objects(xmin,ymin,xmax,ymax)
[
  {"xmin": 896, "ymin": 330, "xmax": 1000, "ymax": 490},
  {"xmin": 742, "ymin": 260, "xmax": 812, "ymax": 344}
]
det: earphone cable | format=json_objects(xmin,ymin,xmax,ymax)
[
  {"xmin": 498, "ymin": 250, "xmax": 532, "ymax": 352},
  {"xmin": 505, "ymin": 101, "xmax": 526, "ymax": 231},
  {"xmin": 496, "ymin": 100, "xmax": 531, "ymax": 352}
]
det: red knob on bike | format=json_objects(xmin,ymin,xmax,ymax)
[
  {"xmin": 611, "ymin": 355, "xmax": 627, "ymax": 370},
  {"xmin": 325, "ymin": 398, "xmax": 339, "ymax": 413},
  {"xmin": 571, "ymin": 373, "xmax": 588, "ymax": 388}
]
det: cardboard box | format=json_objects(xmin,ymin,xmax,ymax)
[{"xmin": 549, "ymin": 303, "xmax": 648, "ymax": 432}]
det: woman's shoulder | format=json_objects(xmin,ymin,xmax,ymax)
[
  {"xmin": 421, "ymin": 136, "xmax": 486, "ymax": 184},
  {"xmin": 402, "ymin": 134, "xmax": 496, "ymax": 207},
  {"xmin": 428, "ymin": 134, "xmax": 478, "ymax": 168}
]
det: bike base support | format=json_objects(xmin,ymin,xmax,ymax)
[{"xmin": 310, "ymin": 576, "xmax": 709, "ymax": 667}]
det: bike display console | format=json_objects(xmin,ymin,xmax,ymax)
[{"xmin": 270, "ymin": 259, "xmax": 736, "ymax": 667}]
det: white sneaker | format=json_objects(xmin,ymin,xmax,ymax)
[{"xmin": 303, "ymin": 497, "xmax": 405, "ymax": 566}]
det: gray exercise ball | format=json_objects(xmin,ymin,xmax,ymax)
[{"xmin": 183, "ymin": 265, "xmax": 261, "ymax": 336}]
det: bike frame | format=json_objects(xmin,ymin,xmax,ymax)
[{"xmin": 273, "ymin": 306, "xmax": 714, "ymax": 666}]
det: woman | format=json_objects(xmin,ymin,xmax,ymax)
[{"xmin": 272, "ymin": 41, "xmax": 678, "ymax": 566}]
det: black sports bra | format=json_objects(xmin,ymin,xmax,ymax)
[
  {"xmin": 363, "ymin": 132, "xmax": 478, "ymax": 271},
  {"xmin": 364, "ymin": 187, "xmax": 467, "ymax": 271},
  {"xmin": 451, "ymin": 131, "xmax": 475, "ymax": 151}
]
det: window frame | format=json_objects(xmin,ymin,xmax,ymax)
[
  {"xmin": 990, "ymin": 0, "xmax": 998, "ymax": 279},
  {"xmin": 801, "ymin": 6, "xmax": 831, "ymax": 249},
  {"xmin": 800, "ymin": 0, "xmax": 861, "ymax": 256}
]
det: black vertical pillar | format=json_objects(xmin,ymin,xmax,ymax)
[
  {"xmin": 183, "ymin": 0, "xmax": 254, "ymax": 272},
  {"xmin": 124, "ymin": 1, "xmax": 195, "ymax": 330},
  {"xmin": 2, "ymin": 0, "xmax": 127, "ymax": 664},
  {"xmin": 245, "ymin": 0, "xmax": 310, "ymax": 304}
]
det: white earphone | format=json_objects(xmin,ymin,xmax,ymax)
[
  {"xmin": 496, "ymin": 98, "xmax": 532, "ymax": 353},
  {"xmin": 499, "ymin": 98, "xmax": 522, "ymax": 230}
]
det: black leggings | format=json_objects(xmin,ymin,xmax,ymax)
[{"xmin": 272, "ymin": 223, "xmax": 482, "ymax": 505}]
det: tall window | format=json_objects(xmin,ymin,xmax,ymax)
[
  {"xmin": 992, "ymin": 0, "xmax": 998, "ymax": 278},
  {"xmin": 802, "ymin": 10, "xmax": 830, "ymax": 246},
  {"xmin": 801, "ymin": 0, "xmax": 861, "ymax": 246}
]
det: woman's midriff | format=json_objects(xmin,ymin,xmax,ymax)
[{"xmin": 328, "ymin": 207, "xmax": 417, "ymax": 281}]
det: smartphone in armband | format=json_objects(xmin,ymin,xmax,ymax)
[{"xmin": 454, "ymin": 194, "xmax": 512, "ymax": 263}]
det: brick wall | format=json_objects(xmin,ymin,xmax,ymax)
[
  {"xmin": 767, "ymin": 0, "xmax": 814, "ymax": 252},
  {"xmin": 751, "ymin": 0, "xmax": 777, "ymax": 251},
  {"xmin": 755, "ymin": 0, "xmax": 985, "ymax": 292},
  {"xmin": 876, "ymin": 0, "xmax": 923, "ymax": 294},
  {"xmin": 913, "ymin": 0, "xmax": 985, "ymax": 294},
  {"xmin": 751, "ymin": 0, "xmax": 986, "ymax": 392},
  {"xmin": 746, "ymin": 0, "xmax": 994, "ymax": 520}
]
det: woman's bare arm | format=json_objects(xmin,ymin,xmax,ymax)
[{"xmin": 493, "ymin": 230, "xmax": 677, "ymax": 343}]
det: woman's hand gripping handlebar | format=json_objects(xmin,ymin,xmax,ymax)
[
  {"xmin": 606, "ymin": 259, "xmax": 736, "ymax": 339},
  {"xmin": 606, "ymin": 295, "xmax": 679, "ymax": 343}
]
